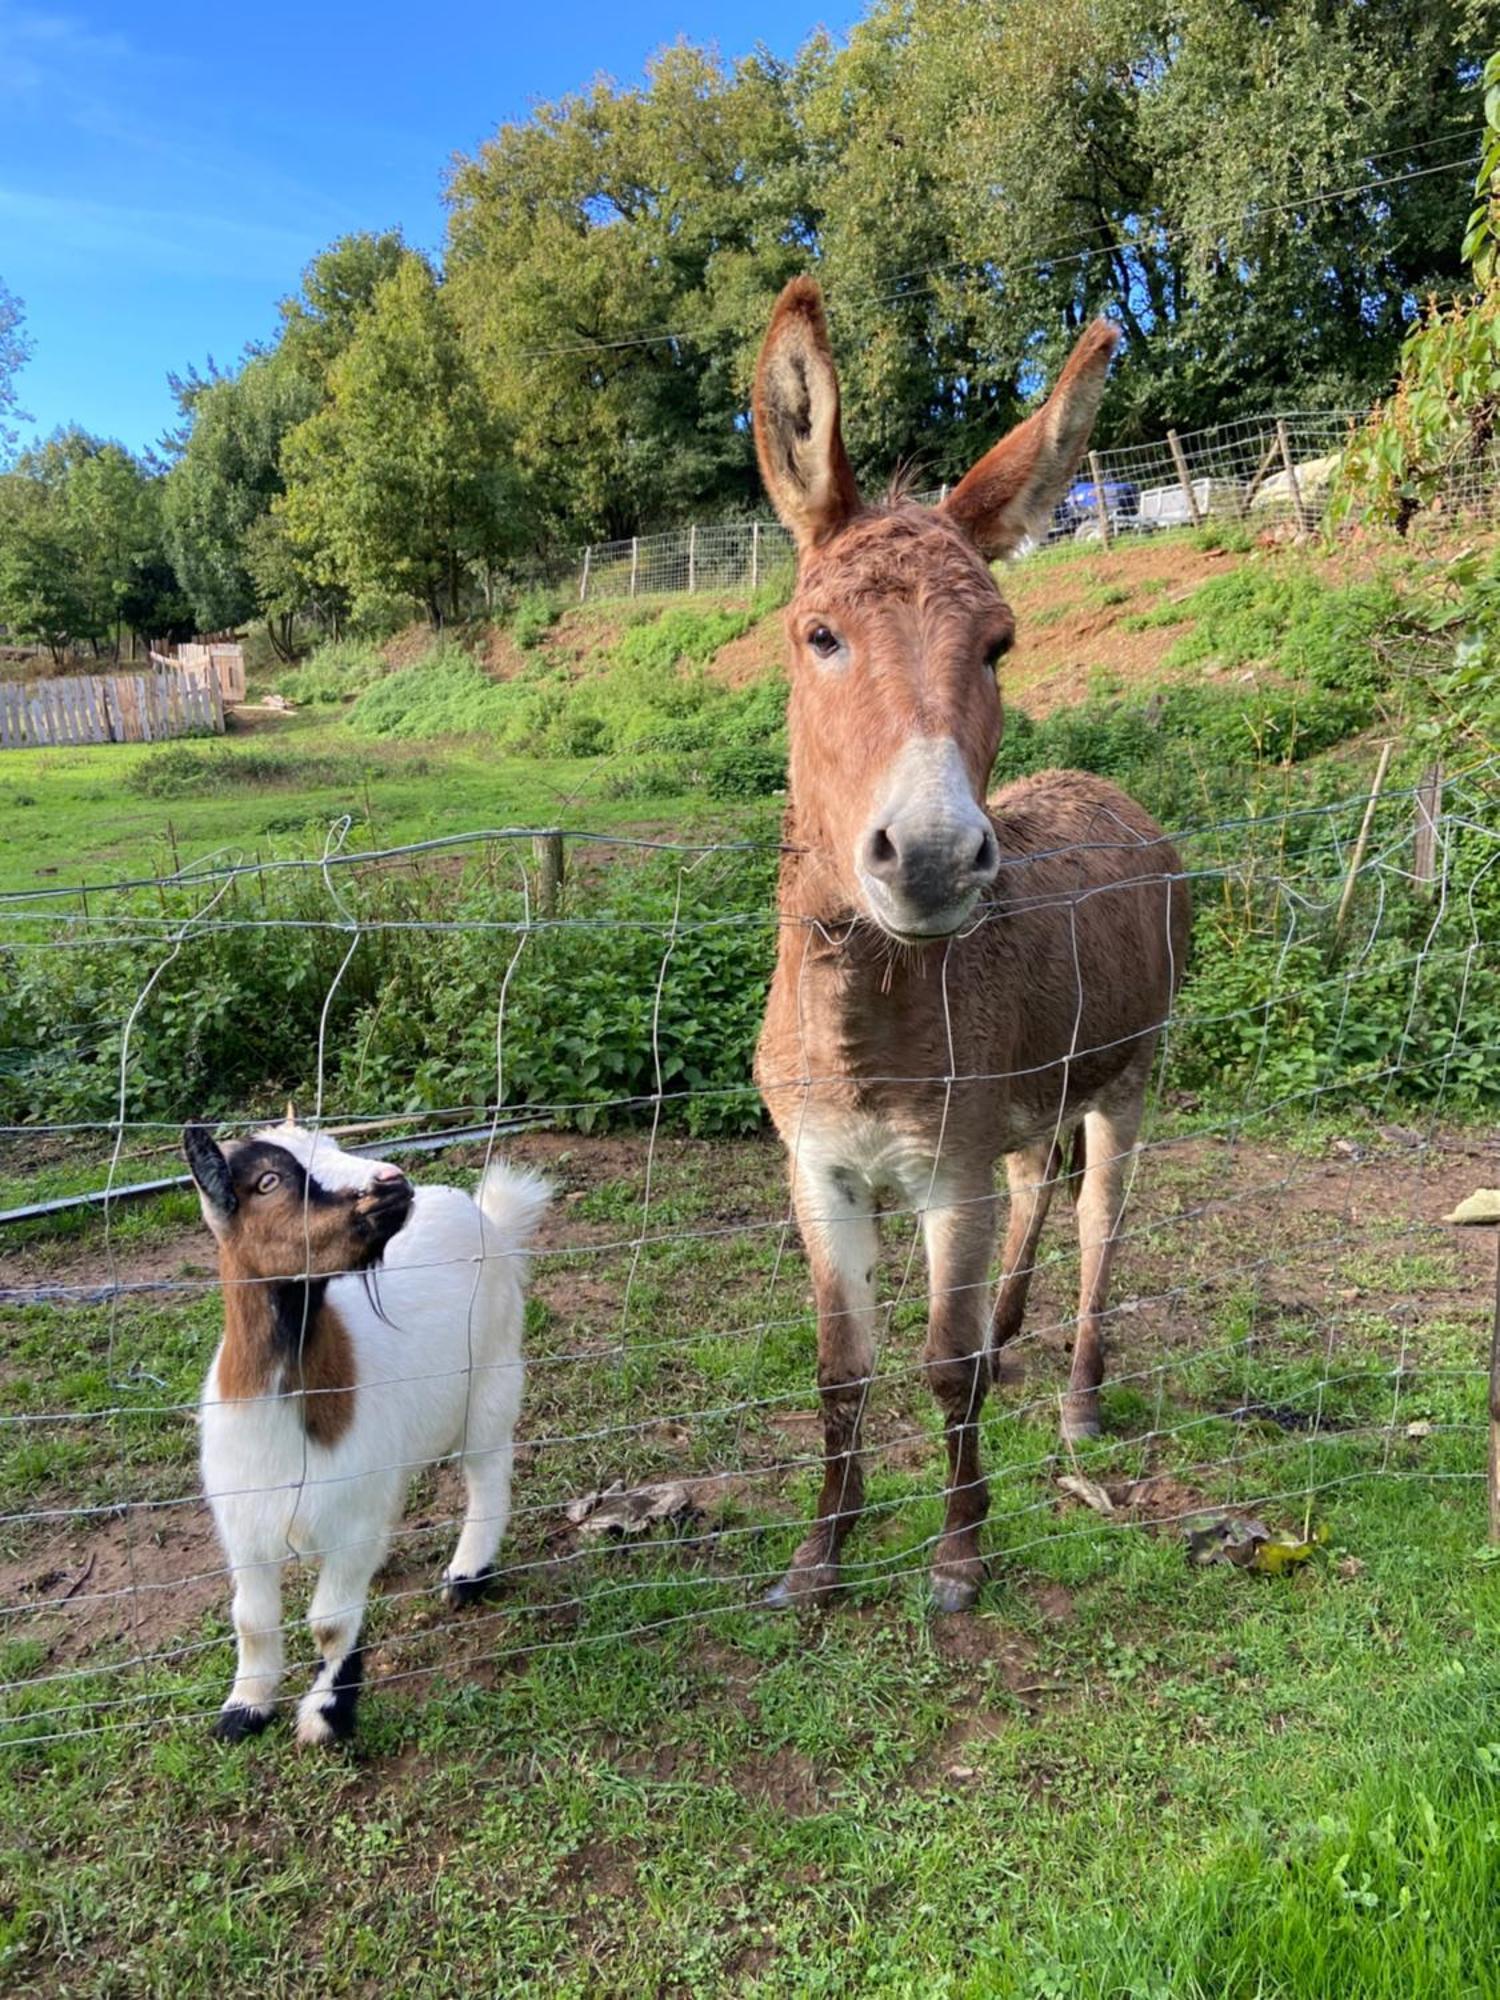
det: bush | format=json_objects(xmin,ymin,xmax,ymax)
[
  {"xmin": 124, "ymin": 745, "xmax": 357, "ymax": 797},
  {"xmin": 345, "ymin": 641, "xmax": 522, "ymax": 738},
  {"xmin": 277, "ymin": 640, "xmax": 389, "ymax": 705},
  {"xmin": 510, "ymin": 590, "xmax": 559, "ymax": 650}
]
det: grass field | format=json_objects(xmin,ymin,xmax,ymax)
[
  {"xmin": 3, "ymin": 1119, "xmax": 1498, "ymax": 1997},
  {"xmin": 3, "ymin": 549, "xmax": 1499, "ymax": 1995}
]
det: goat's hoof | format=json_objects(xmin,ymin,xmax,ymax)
[
  {"xmin": 212, "ymin": 1703, "xmax": 273, "ymax": 1743},
  {"xmin": 929, "ymin": 1569, "xmax": 983, "ymax": 1614},
  {"xmin": 443, "ymin": 1568, "xmax": 496, "ymax": 1611},
  {"xmin": 295, "ymin": 1700, "xmax": 356, "ymax": 1749}
]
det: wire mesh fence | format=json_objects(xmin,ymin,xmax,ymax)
[
  {"xmin": 2, "ymin": 748, "xmax": 1498, "ymax": 1751},
  {"xmin": 570, "ymin": 412, "xmax": 1368, "ymax": 604}
]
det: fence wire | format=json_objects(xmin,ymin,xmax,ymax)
[
  {"xmin": 1, "ymin": 757, "xmax": 1498, "ymax": 1750},
  {"xmin": 569, "ymin": 411, "xmax": 1368, "ymax": 604}
]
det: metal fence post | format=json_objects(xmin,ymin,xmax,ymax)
[
  {"xmin": 630, "ymin": 537, "xmax": 639, "ymax": 599},
  {"xmin": 1413, "ymin": 761, "xmax": 1444, "ymax": 896},
  {"xmin": 750, "ymin": 521, "xmax": 760, "ymax": 591},
  {"xmin": 688, "ymin": 523, "xmax": 697, "ymax": 595},
  {"xmin": 579, "ymin": 547, "xmax": 592, "ymax": 604}
]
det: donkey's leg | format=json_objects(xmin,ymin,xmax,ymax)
[
  {"xmin": 215, "ymin": 1555, "xmax": 285, "ymax": 1741},
  {"xmin": 923, "ymin": 1179, "xmax": 1001, "ymax": 1611},
  {"xmin": 1062, "ymin": 1091, "xmax": 1144, "ymax": 1442},
  {"xmin": 766, "ymin": 1164, "xmax": 879, "ymax": 1608},
  {"xmin": 989, "ymin": 1139, "xmax": 1061, "ymax": 1379}
]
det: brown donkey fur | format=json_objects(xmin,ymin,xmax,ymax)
[{"xmin": 752, "ymin": 279, "xmax": 1190, "ymax": 1612}]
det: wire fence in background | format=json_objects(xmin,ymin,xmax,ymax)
[
  {"xmin": 570, "ymin": 411, "xmax": 1370, "ymax": 604},
  {"xmin": 2, "ymin": 758, "xmax": 1499, "ymax": 1751}
]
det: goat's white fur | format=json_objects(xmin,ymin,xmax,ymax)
[{"xmin": 200, "ymin": 1123, "xmax": 548, "ymax": 1745}]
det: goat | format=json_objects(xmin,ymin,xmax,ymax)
[{"xmin": 185, "ymin": 1119, "xmax": 549, "ymax": 1745}]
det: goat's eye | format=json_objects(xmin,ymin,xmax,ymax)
[
  {"xmin": 807, "ymin": 625, "xmax": 841, "ymax": 660},
  {"xmin": 255, "ymin": 1172, "xmax": 280, "ymax": 1195}
]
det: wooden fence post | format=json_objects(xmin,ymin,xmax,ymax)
[
  {"xmin": 1333, "ymin": 741, "xmax": 1393, "ymax": 940},
  {"xmin": 1276, "ymin": 419, "xmax": 1310, "ymax": 533},
  {"xmin": 532, "ymin": 832, "xmax": 565, "ymax": 919},
  {"xmin": 630, "ymin": 537, "xmax": 639, "ymax": 599},
  {"xmin": 1413, "ymin": 761, "xmax": 1444, "ymax": 897},
  {"xmin": 750, "ymin": 521, "xmax": 760, "ymax": 591},
  {"xmin": 1167, "ymin": 429, "xmax": 1202, "ymax": 526},
  {"xmin": 687, "ymin": 524, "xmax": 698, "ymax": 595},
  {"xmin": 579, "ymin": 547, "xmax": 592, "ymax": 604},
  {"xmin": 1087, "ymin": 452, "xmax": 1111, "ymax": 548}
]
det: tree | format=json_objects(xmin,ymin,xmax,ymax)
[
  {"xmin": 279, "ymin": 255, "xmax": 515, "ymax": 624},
  {"xmin": 276, "ymin": 232, "xmax": 409, "ymax": 382},
  {"xmin": 0, "ymin": 431, "xmax": 162, "ymax": 657},
  {"xmin": 162, "ymin": 356, "xmax": 319, "ymax": 635},
  {"xmin": 0, "ymin": 281, "xmax": 31, "ymax": 462}
]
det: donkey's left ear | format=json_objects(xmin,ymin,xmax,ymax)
[
  {"xmin": 752, "ymin": 277, "xmax": 863, "ymax": 553},
  {"xmin": 941, "ymin": 320, "xmax": 1119, "ymax": 559}
]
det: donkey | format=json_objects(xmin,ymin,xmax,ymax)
[{"xmin": 751, "ymin": 279, "xmax": 1190, "ymax": 1612}]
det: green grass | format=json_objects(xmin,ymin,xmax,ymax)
[{"xmin": 1, "ymin": 1132, "xmax": 1496, "ymax": 1995}]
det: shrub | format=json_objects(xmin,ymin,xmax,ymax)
[
  {"xmin": 276, "ymin": 640, "xmax": 389, "ymax": 706},
  {"xmin": 510, "ymin": 590, "xmax": 559, "ymax": 650},
  {"xmin": 124, "ymin": 746, "xmax": 357, "ymax": 797}
]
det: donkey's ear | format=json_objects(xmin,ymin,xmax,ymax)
[
  {"xmin": 941, "ymin": 320, "xmax": 1119, "ymax": 559},
  {"xmin": 753, "ymin": 277, "xmax": 862, "ymax": 552},
  {"xmin": 183, "ymin": 1123, "xmax": 237, "ymax": 1220}
]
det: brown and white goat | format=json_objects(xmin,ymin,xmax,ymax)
[
  {"xmin": 187, "ymin": 1121, "xmax": 547, "ymax": 1744},
  {"xmin": 751, "ymin": 280, "xmax": 1190, "ymax": 1611}
]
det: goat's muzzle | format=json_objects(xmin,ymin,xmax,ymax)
[{"xmin": 352, "ymin": 1170, "xmax": 414, "ymax": 1259}]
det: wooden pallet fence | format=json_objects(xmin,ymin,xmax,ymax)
[{"xmin": 0, "ymin": 667, "xmax": 224, "ymax": 748}]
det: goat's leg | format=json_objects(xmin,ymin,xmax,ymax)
[
  {"xmin": 296, "ymin": 1528, "xmax": 388, "ymax": 1747},
  {"xmin": 1063, "ymin": 1094, "xmax": 1143, "ymax": 1441},
  {"xmin": 924, "ymin": 1180, "xmax": 1001, "ymax": 1611},
  {"xmin": 215, "ymin": 1555, "xmax": 285, "ymax": 1740},
  {"xmin": 989, "ymin": 1139, "xmax": 1061, "ymax": 1381},
  {"xmin": 766, "ymin": 1163, "xmax": 878, "ymax": 1608},
  {"xmin": 443, "ymin": 1378, "xmax": 519, "ymax": 1608}
]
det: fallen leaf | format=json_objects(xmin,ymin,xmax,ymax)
[
  {"xmin": 1183, "ymin": 1511, "xmax": 1325, "ymax": 1576},
  {"xmin": 566, "ymin": 1479, "xmax": 701, "ymax": 1538},
  {"xmin": 1057, "ymin": 1473, "xmax": 1115, "ymax": 1515},
  {"xmin": 1445, "ymin": 1189, "xmax": 1500, "ymax": 1226},
  {"xmin": 1405, "ymin": 1419, "xmax": 1434, "ymax": 1439}
]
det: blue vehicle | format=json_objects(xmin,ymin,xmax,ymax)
[{"xmin": 1050, "ymin": 476, "xmax": 1140, "ymax": 540}]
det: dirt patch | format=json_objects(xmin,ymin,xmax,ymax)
[
  {"xmin": 730, "ymin": 1743, "xmax": 828, "ymax": 1816},
  {"xmin": 0, "ymin": 1512, "xmax": 223, "ymax": 1673},
  {"xmin": 709, "ymin": 621, "xmax": 785, "ymax": 689}
]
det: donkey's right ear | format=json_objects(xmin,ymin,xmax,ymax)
[
  {"xmin": 183, "ymin": 1123, "xmax": 237, "ymax": 1220},
  {"xmin": 752, "ymin": 277, "xmax": 862, "ymax": 552}
]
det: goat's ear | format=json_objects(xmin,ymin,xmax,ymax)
[
  {"xmin": 183, "ymin": 1123, "xmax": 237, "ymax": 1222},
  {"xmin": 941, "ymin": 320, "xmax": 1119, "ymax": 559},
  {"xmin": 753, "ymin": 277, "xmax": 862, "ymax": 553}
]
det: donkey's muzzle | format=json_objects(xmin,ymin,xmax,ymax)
[{"xmin": 857, "ymin": 807, "xmax": 999, "ymax": 936}]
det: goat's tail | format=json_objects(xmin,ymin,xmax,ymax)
[{"xmin": 476, "ymin": 1161, "xmax": 551, "ymax": 1273}]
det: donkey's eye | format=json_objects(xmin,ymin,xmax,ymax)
[
  {"xmin": 983, "ymin": 632, "xmax": 1013, "ymax": 672},
  {"xmin": 255, "ymin": 1172, "xmax": 281, "ymax": 1195},
  {"xmin": 807, "ymin": 625, "xmax": 841, "ymax": 660}
]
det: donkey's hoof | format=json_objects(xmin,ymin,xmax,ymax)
[
  {"xmin": 929, "ymin": 1569, "xmax": 983, "ymax": 1614},
  {"xmin": 1059, "ymin": 1400, "xmax": 1102, "ymax": 1443},
  {"xmin": 212, "ymin": 1703, "xmax": 273, "ymax": 1743},
  {"xmin": 443, "ymin": 1567, "xmax": 496, "ymax": 1611},
  {"xmin": 764, "ymin": 1564, "xmax": 839, "ymax": 1610}
]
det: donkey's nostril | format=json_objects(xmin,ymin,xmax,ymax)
[
  {"xmin": 971, "ymin": 826, "xmax": 1000, "ymax": 881},
  {"xmin": 865, "ymin": 827, "xmax": 900, "ymax": 878}
]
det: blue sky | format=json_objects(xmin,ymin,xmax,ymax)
[{"xmin": 0, "ymin": 2, "xmax": 857, "ymax": 459}]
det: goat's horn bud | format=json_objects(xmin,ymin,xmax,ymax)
[{"xmin": 285, "ymin": 1099, "xmax": 297, "ymax": 1124}]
